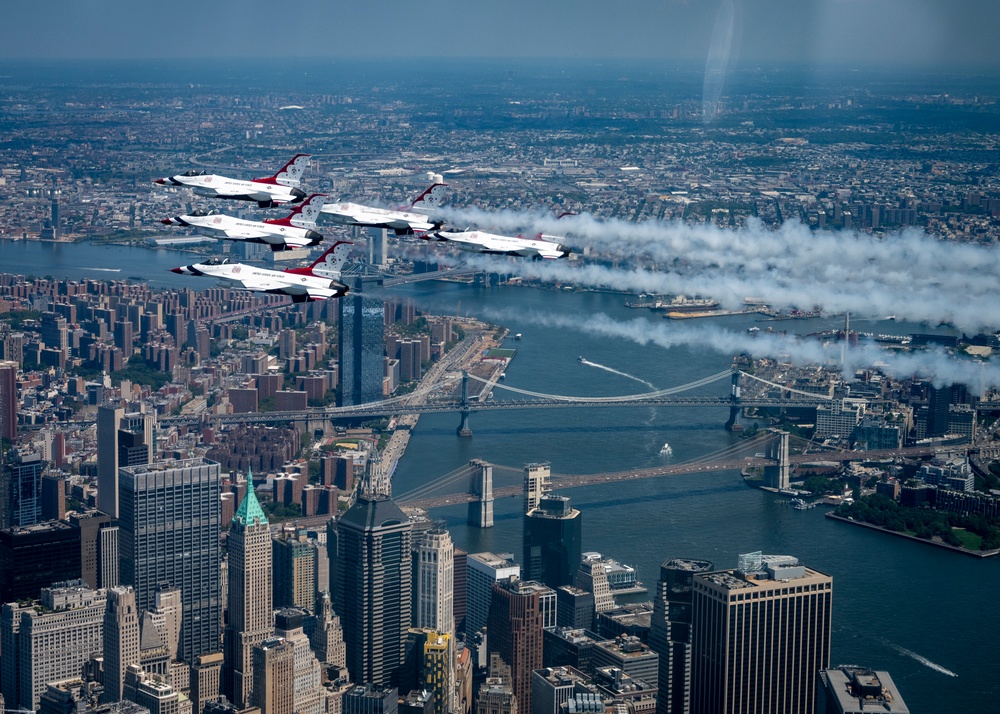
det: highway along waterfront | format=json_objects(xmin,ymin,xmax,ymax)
[{"xmin": 389, "ymin": 279, "xmax": 994, "ymax": 714}]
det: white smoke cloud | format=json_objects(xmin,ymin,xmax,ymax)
[{"xmin": 432, "ymin": 207, "xmax": 1000, "ymax": 332}]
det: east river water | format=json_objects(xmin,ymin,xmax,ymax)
[{"xmin": 5, "ymin": 240, "xmax": 997, "ymax": 712}]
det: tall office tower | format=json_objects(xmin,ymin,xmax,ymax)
[
  {"xmin": 119, "ymin": 459, "xmax": 222, "ymax": 663},
  {"xmin": 310, "ymin": 591, "xmax": 347, "ymax": 670},
  {"xmin": 0, "ymin": 521, "xmax": 81, "ymax": 602},
  {"xmin": 0, "ymin": 361, "xmax": 17, "ymax": 444},
  {"xmin": 7, "ymin": 450, "xmax": 45, "ymax": 527},
  {"xmin": 139, "ymin": 611, "xmax": 171, "ymax": 678},
  {"xmin": 465, "ymin": 552, "xmax": 519, "ymax": 638},
  {"xmin": 368, "ymin": 228, "xmax": 388, "ymax": 266},
  {"xmin": 475, "ymin": 654, "xmax": 517, "ymax": 714},
  {"xmin": 190, "ymin": 652, "xmax": 225, "ymax": 714},
  {"xmin": 487, "ymin": 577, "xmax": 545, "ymax": 714},
  {"xmin": 522, "ymin": 494, "xmax": 582, "ymax": 590},
  {"xmin": 103, "ymin": 586, "xmax": 141, "ymax": 703},
  {"xmin": 344, "ymin": 684, "xmax": 398, "ymax": 714},
  {"xmin": 575, "ymin": 555, "xmax": 615, "ymax": 613},
  {"xmin": 816, "ymin": 666, "xmax": 909, "ymax": 714},
  {"xmin": 422, "ymin": 632, "xmax": 451, "ymax": 714},
  {"xmin": 691, "ymin": 554, "xmax": 833, "ymax": 714},
  {"xmin": 97, "ymin": 404, "xmax": 155, "ymax": 518},
  {"xmin": 273, "ymin": 531, "xmax": 316, "ymax": 610},
  {"xmin": 337, "ymin": 276, "xmax": 385, "ymax": 407},
  {"xmin": 97, "ymin": 404, "xmax": 125, "ymax": 518},
  {"xmin": 331, "ymin": 470, "xmax": 412, "ymax": 687},
  {"xmin": 649, "ymin": 558, "xmax": 713, "ymax": 714},
  {"xmin": 592, "ymin": 635, "xmax": 659, "ymax": 690},
  {"xmin": 274, "ymin": 609, "xmax": 323, "ymax": 714},
  {"xmin": 252, "ymin": 638, "xmax": 295, "ymax": 714},
  {"xmin": 40, "ymin": 311, "xmax": 69, "ymax": 353},
  {"xmin": 927, "ymin": 384, "xmax": 952, "ymax": 438},
  {"xmin": 413, "ymin": 528, "xmax": 455, "ymax": 635},
  {"xmin": 453, "ymin": 548, "xmax": 467, "ymax": 635},
  {"xmin": 1, "ymin": 581, "xmax": 107, "ymax": 710},
  {"xmin": 523, "ymin": 464, "xmax": 551, "ymax": 514},
  {"xmin": 224, "ymin": 469, "xmax": 274, "ymax": 707}
]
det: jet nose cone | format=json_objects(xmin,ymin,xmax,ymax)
[
  {"xmin": 160, "ymin": 218, "xmax": 173, "ymax": 225},
  {"xmin": 170, "ymin": 267, "xmax": 184, "ymax": 274},
  {"xmin": 154, "ymin": 178, "xmax": 166, "ymax": 185}
]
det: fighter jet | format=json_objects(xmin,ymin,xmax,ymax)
[
  {"xmin": 320, "ymin": 182, "xmax": 448, "ymax": 235},
  {"xmin": 422, "ymin": 228, "xmax": 575, "ymax": 260},
  {"xmin": 170, "ymin": 241, "xmax": 353, "ymax": 303},
  {"xmin": 153, "ymin": 154, "xmax": 310, "ymax": 207},
  {"xmin": 160, "ymin": 194, "xmax": 327, "ymax": 252}
]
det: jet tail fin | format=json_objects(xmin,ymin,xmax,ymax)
[
  {"xmin": 255, "ymin": 153, "xmax": 311, "ymax": 187},
  {"xmin": 284, "ymin": 241, "xmax": 354, "ymax": 279},
  {"xmin": 409, "ymin": 183, "xmax": 448, "ymax": 210},
  {"xmin": 266, "ymin": 193, "xmax": 327, "ymax": 227}
]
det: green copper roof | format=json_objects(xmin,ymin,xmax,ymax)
[{"xmin": 234, "ymin": 467, "xmax": 268, "ymax": 526}]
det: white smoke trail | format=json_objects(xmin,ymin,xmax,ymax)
[
  {"xmin": 470, "ymin": 307, "xmax": 999, "ymax": 389},
  {"xmin": 579, "ymin": 357, "xmax": 657, "ymax": 390},
  {"xmin": 425, "ymin": 210, "xmax": 1000, "ymax": 332}
]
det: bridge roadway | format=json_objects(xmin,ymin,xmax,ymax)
[
  {"xmin": 157, "ymin": 396, "xmax": 826, "ymax": 428},
  {"xmin": 399, "ymin": 445, "xmax": 941, "ymax": 510}
]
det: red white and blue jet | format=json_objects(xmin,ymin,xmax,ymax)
[{"xmin": 154, "ymin": 154, "xmax": 310, "ymax": 207}]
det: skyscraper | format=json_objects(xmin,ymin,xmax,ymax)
[
  {"xmin": 522, "ymin": 494, "xmax": 582, "ymax": 590},
  {"xmin": 253, "ymin": 638, "xmax": 295, "ymax": 714},
  {"xmin": 224, "ymin": 469, "xmax": 274, "ymax": 707},
  {"xmin": 273, "ymin": 531, "xmax": 316, "ymax": 610},
  {"xmin": 274, "ymin": 609, "xmax": 323, "ymax": 714},
  {"xmin": 103, "ymin": 586, "xmax": 141, "ymax": 703},
  {"xmin": 330, "ymin": 464, "xmax": 412, "ymax": 688},
  {"xmin": 6, "ymin": 450, "xmax": 45, "ymax": 527},
  {"xmin": 337, "ymin": 276, "xmax": 385, "ymax": 407},
  {"xmin": 119, "ymin": 458, "xmax": 222, "ymax": 663},
  {"xmin": 465, "ymin": 552, "xmax": 519, "ymax": 638},
  {"xmin": 97, "ymin": 404, "xmax": 155, "ymax": 518},
  {"xmin": 691, "ymin": 554, "xmax": 832, "ymax": 714},
  {"xmin": 309, "ymin": 591, "xmax": 347, "ymax": 671},
  {"xmin": 0, "ymin": 361, "xmax": 17, "ymax": 445},
  {"xmin": 649, "ymin": 558, "xmax": 713, "ymax": 714},
  {"xmin": 487, "ymin": 577, "xmax": 546, "ymax": 714},
  {"xmin": 413, "ymin": 528, "xmax": 455, "ymax": 635}
]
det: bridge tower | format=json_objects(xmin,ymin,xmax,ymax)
[
  {"xmin": 725, "ymin": 370, "xmax": 743, "ymax": 431},
  {"xmin": 467, "ymin": 459, "xmax": 494, "ymax": 528},
  {"xmin": 764, "ymin": 429, "xmax": 791, "ymax": 490},
  {"xmin": 457, "ymin": 371, "xmax": 473, "ymax": 437}
]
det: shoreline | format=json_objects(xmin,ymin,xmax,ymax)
[{"xmin": 824, "ymin": 512, "xmax": 1000, "ymax": 559}]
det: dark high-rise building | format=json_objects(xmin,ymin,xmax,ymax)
[
  {"xmin": 691, "ymin": 554, "xmax": 832, "ymax": 714},
  {"xmin": 97, "ymin": 404, "xmax": 154, "ymax": 518},
  {"xmin": 649, "ymin": 558, "xmax": 714, "ymax": 714},
  {"xmin": 344, "ymin": 684, "xmax": 398, "ymax": 714},
  {"xmin": 68, "ymin": 510, "xmax": 118, "ymax": 589},
  {"xmin": 927, "ymin": 384, "xmax": 952, "ymax": 438},
  {"xmin": 6, "ymin": 450, "xmax": 45, "ymax": 527},
  {"xmin": 0, "ymin": 521, "xmax": 81, "ymax": 602},
  {"xmin": 0, "ymin": 361, "xmax": 17, "ymax": 444},
  {"xmin": 556, "ymin": 585, "xmax": 595, "ymax": 630},
  {"xmin": 119, "ymin": 459, "xmax": 222, "ymax": 663},
  {"xmin": 487, "ymin": 577, "xmax": 546, "ymax": 714},
  {"xmin": 337, "ymin": 276, "xmax": 385, "ymax": 406},
  {"xmin": 330, "ymin": 473, "xmax": 412, "ymax": 687},
  {"xmin": 40, "ymin": 312, "xmax": 68, "ymax": 354},
  {"xmin": 523, "ymin": 494, "xmax": 582, "ymax": 589}
]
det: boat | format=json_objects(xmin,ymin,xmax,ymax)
[
  {"xmin": 659, "ymin": 443, "xmax": 673, "ymax": 457},
  {"xmin": 747, "ymin": 326, "xmax": 760, "ymax": 333},
  {"xmin": 790, "ymin": 498, "xmax": 815, "ymax": 510},
  {"xmin": 577, "ymin": 356, "xmax": 585, "ymax": 363},
  {"xmin": 514, "ymin": 333, "xmax": 522, "ymax": 340}
]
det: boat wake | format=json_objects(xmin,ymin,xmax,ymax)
[
  {"xmin": 891, "ymin": 644, "xmax": 957, "ymax": 677},
  {"xmin": 82, "ymin": 267, "xmax": 122, "ymax": 272},
  {"xmin": 577, "ymin": 357, "xmax": 656, "ymax": 390}
]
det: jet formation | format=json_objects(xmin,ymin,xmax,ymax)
[{"xmin": 156, "ymin": 154, "xmax": 578, "ymax": 302}]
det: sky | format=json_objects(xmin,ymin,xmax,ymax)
[{"xmin": 1, "ymin": 0, "xmax": 998, "ymax": 69}]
